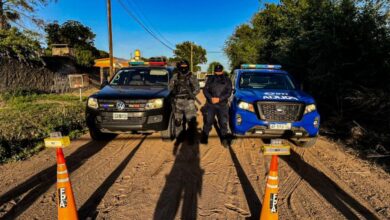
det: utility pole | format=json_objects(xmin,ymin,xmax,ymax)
[
  {"xmin": 190, "ymin": 43, "xmax": 193, "ymax": 72},
  {"xmin": 107, "ymin": 0, "xmax": 114, "ymax": 79}
]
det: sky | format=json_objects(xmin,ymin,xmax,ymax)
[{"xmin": 37, "ymin": 0, "xmax": 277, "ymax": 71}]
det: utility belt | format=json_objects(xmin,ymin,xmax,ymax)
[{"xmin": 174, "ymin": 94, "xmax": 193, "ymax": 100}]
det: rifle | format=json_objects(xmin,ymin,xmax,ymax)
[
  {"xmin": 183, "ymin": 80, "xmax": 201, "ymax": 105},
  {"xmin": 173, "ymin": 74, "xmax": 201, "ymax": 105}
]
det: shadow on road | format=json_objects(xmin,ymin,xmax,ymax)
[
  {"xmin": 78, "ymin": 136, "xmax": 147, "ymax": 219},
  {"xmin": 282, "ymin": 149, "xmax": 380, "ymax": 220},
  {"xmin": 228, "ymin": 146, "xmax": 262, "ymax": 220},
  {"xmin": 153, "ymin": 126, "xmax": 204, "ymax": 220},
  {"xmin": 0, "ymin": 137, "xmax": 115, "ymax": 220}
]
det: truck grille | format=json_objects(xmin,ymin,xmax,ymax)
[
  {"xmin": 98, "ymin": 99, "xmax": 147, "ymax": 111},
  {"xmin": 257, "ymin": 102, "xmax": 304, "ymax": 122}
]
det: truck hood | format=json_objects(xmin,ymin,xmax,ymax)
[
  {"xmin": 235, "ymin": 89, "xmax": 315, "ymax": 104},
  {"xmin": 92, "ymin": 86, "xmax": 170, "ymax": 100}
]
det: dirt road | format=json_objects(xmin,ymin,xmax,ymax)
[{"xmin": 0, "ymin": 102, "xmax": 389, "ymax": 219}]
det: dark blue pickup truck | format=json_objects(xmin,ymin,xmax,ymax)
[
  {"xmin": 86, "ymin": 62, "xmax": 175, "ymax": 141},
  {"xmin": 229, "ymin": 64, "xmax": 320, "ymax": 147}
]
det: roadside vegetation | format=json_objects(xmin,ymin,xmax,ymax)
[
  {"xmin": 225, "ymin": 0, "xmax": 390, "ymax": 165},
  {"xmin": 1, "ymin": 1, "xmax": 102, "ymax": 163},
  {"xmin": 0, "ymin": 91, "xmax": 86, "ymax": 163}
]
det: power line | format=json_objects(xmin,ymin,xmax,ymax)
[
  {"xmin": 116, "ymin": 0, "xmax": 175, "ymax": 51},
  {"xmin": 114, "ymin": 0, "xmax": 225, "ymax": 56},
  {"xmin": 125, "ymin": 0, "xmax": 176, "ymax": 48}
]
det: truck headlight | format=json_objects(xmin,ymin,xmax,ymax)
[
  {"xmin": 87, "ymin": 97, "xmax": 98, "ymax": 109},
  {"xmin": 238, "ymin": 101, "xmax": 255, "ymax": 112},
  {"xmin": 304, "ymin": 104, "xmax": 316, "ymax": 114},
  {"xmin": 145, "ymin": 98, "xmax": 164, "ymax": 110}
]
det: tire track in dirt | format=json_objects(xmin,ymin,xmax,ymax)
[
  {"xmin": 21, "ymin": 135, "xmax": 144, "ymax": 220},
  {"xmin": 278, "ymin": 147, "xmax": 324, "ymax": 220},
  {"xmin": 1, "ymin": 135, "xmax": 145, "ymax": 220},
  {"xmin": 200, "ymin": 140, "xmax": 244, "ymax": 220},
  {"xmin": 224, "ymin": 137, "xmax": 384, "ymax": 220},
  {"xmin": 282, "ymin": 144, "xmax": 383, "ymax": 220},
  {"xmin": 228, "ymin": 138, "xmax": 262, "ymax": 219},
  {"xmin": 0, "ymin": 137, "xmax": 97, "ymax": 207},
  {"xmin": 96, "ymin": 130, "xmax": 255, "ymax": 219},
  {"xmin": 0, "ymin": 137, "xmax": 116, "ymax": 219},
  {"xmin": 0, "ymin": 137, "xmax": 91, "ymax": 197},
  {"xmin": 311, "ymin": 138, "xmax": 390, "ymax": 218},
  {"xmin": 94, "ymin": 133, "xmax": 179, "ymax": 219},
  {"xmin": 77, "ymin": 135, "xmax": 147, "ymax": 219}
]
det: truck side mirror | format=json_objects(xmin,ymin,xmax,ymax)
[
  {"xmin": 100, "ymin": 73, "xmax": 110, "ymax": 89},
  {"xmin": 295, "ymin": 80, "xmax": 303, "ymax": 90},
  {"xmin": 298, "ymin": 82, "xmax": 304, "ymax": 90},
  {"xmin": 101, "ymin": 79, "xmax": 109, "ymax": 89}
]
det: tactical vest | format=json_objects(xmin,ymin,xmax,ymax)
[{"xmin": 174, "ymin": 73, "xmax": 193, "ymax": 98}]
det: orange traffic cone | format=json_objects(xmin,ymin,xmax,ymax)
[
  {"xmin": 260, "ymin": 155, "xmax": 279, "ymax": 220},
  {"xmin": 56, "ymin": 148, "xmax": 78, "ymax": 220}
]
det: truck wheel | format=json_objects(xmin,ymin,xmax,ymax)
[
  {"xmin": 295, "ymin": 137, "xmax": 317, "ymax": 148},
  {"xmin": 160, "ymin": 114, "xmax": 175, "ymax": 142},
  {"xmin": 89, "ymin": 126, "xmax": 116, "ymax": 141}
]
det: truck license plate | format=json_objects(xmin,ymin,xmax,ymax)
[
  {"xmin": 269, "ymin": 123, "xmax": 291, "ymax": 130},
  {"xmin": 113, "ymin": 113, "xmax": 128, "ymax": 120}
]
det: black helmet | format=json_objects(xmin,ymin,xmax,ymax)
[
  {"xmin": 214, "ymin": 64, "xmax": 224, "ymax": 73},
  {"xmin": 176, "ymin": 60, "xmax": 190, "ymax": 74}
]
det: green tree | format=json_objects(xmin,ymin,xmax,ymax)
[
  {"xmin": 207, "ymin": 61, "xmax": 222, "ymax": 73},
  {"xmin": 0, "ymin": 27, "xmax": 41, "ymax": 60},
  {"xmin": 225, "ymin": 24, "xmax": 263, "ymax": 69},
  {"xmin": 45, "ymin": 20, "xmax": 95, "ymax": 48},
  {"xmin": 45, "ymin": 20, "xmax": 106, "ymax": 67},
  {"xmin": 0, "ymin": 0, "xmax": 55, "ymax": 30},
  {"xmin": 173, "ymin": 41, "xmax": 207, "ymax": 71}
]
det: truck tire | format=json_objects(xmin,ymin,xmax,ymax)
[
  {"xmin": 295, "ymin": 137, "xmax": 317, "ymax": 148},
  {"xmin": 160, "ymin": 114, "xmax": 175, "ymax": 142},
  {"xmin": 89, "ymin": 126, "xmax": 116, "ymax": 141}
]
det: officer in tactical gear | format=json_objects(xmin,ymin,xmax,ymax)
[
  {"xmin": 201, "ymin": 64, "xmax": 232, "ymax": 147},
  {"xmin": 169, "ymin": 60, "xmax": 200, "ymax": 142}
]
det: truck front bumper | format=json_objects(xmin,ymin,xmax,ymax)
[
  {"xmin": 86, "ymin": 108, "xmax": 170, "ymax": 133},
  {"xmin": 231, "ymin": 109, "xmax": 320, "ymax": 138}
]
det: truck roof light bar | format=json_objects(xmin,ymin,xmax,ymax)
[{"xmin": 241, "ymin": 64, "xmax": 282, "ymax": 69}]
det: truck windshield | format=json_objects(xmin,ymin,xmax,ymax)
[
  {"xmin": 110, "ymin": 68, "xmax": 169, "ymax": 86},
  {"xmin": 239, "ymin": 72, "xmax": 296, "ymax": 90}
]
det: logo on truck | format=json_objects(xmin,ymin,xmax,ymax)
[
  {"xmin": 263, "ymin": 92, "xmax": 298, "ymax": 101},
  {"xmin": 116, "ymin": 101, "xmax": 126, "ymax": 111}
]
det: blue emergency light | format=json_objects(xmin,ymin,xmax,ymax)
[
  {"xmin": 129, "ymin": 61, "xmax": 146, "ymax": 66},
  {"xmin": 241, "ymin": 64, "xmax": 282, "ymax": 69}
]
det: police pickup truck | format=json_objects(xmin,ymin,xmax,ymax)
[
  {"xmin": 86, "ymin": 61, "xmax": 175, "ymax": 141},
  {"xmin": 229, "ymin": 64, "xmax": 320, "ymax": 147}
]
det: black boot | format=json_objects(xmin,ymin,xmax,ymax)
[{"xmin": 200, "ymin": 131, "xmax": 208, "ymax": 144}]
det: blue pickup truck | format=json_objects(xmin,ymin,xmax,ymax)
[{"xmin": 229, "ymin": 64, "xmax": 320, "ymax": 147}]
